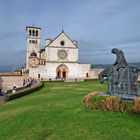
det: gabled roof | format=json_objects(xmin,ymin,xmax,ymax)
[{"xmin": 47, "ymin": 30, "xmax": 77, "ymax": 48}]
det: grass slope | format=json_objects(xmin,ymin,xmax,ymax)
[{"xmin": 0, "ymin": 80, "xmax": 140, "ymax": 140}]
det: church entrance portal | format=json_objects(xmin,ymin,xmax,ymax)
[
  {"xmin": 57, "ymin": 71, "xmax": 61, "ymax": 79},
  {"xmin": 63, "ymin": 71, "xmax": 66, "ymax": 78},
  {"xmin": 56, "ymin": 64, "xmax": 68, "ymax": 79}
]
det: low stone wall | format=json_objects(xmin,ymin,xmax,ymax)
[{"xmin": 89, "ymin": 69, "xmax": 104, "ymax": 79}]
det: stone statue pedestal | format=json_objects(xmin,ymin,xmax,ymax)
[
  {"xmin": 97, "ymin": 93, "xmax": 137, "ymax": 102},
  {"xmin": 109, "ymin": 93, "xmax": 137, "ymax": 101}
]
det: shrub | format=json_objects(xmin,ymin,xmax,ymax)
[
  {"xmin": 83, "ymin": 93, "xmax": 120, "ymax": 111},
  {"xmin": 83, "ymin": 92, "xmax": 99, "ymax": 109},
  {"xmin": 91, "ymin": 96, "xmax": 105, "ymax": 109},
  {"xmin": 83, "ymin": 93, "xmax": 136, "ymax": 113},
  {"xmin": 133, "ymin": 97, "xmax": 140, "ymax": 113},
  {"xmin": 100, "ymin": 96, "xmax": 120, "ymax": 112},
  {"xmin": 119, "ymin": 100, "xmax": 133, "ymax": 113}
]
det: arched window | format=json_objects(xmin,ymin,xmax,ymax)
[
  {"xmin": 36, "ymin": 30, "xmax": 38, "ymax": 36},
  {"xmin": 32, "ymin": 40, "xmax": 34, "ymax": 44},
  {"xmin": 32, "ymin": 30, "xmax": 35, "ymax": 36},
  {"xmin": 29, "ymin": 30, "xmax": 31, "ymax": 36},
  {"xmin": 86, "ymin": 73, "xmax": 89, "ymax": 78}
]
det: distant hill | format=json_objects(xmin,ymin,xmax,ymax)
[
  {"xmin": 129, "ymin": 62, "xmax": 140, "ymax": 68},
  {"xmin": 92, "ymin": 62, "xmax": 140, "ymax": 69}
]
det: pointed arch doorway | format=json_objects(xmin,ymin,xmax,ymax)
[{"xmin": 56, "ymin": 64, "xmax": 69, "ymax": 79}]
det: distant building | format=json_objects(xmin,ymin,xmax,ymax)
[
  {"xmin": 0, "ymin": 68, "xmax": 30, "ymax": 91},
  {"xmin": 0, "ymin": 71, "xmax": 23, "ymax": 91},
  {"xmin": 26, "ymin": 26, "xmax": 91, "ymax": 80}
]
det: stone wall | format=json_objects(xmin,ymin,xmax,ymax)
[
  {"xmin": 45, "ymin": 47, "xmax": 78, "ymax": 62},
  {"xmin": 0, "ymin": 73, "xmax": 24, "ymax": 91},
  {"xmin": 89, "ymin": 69, "xmax": 104, "ymax": 79},
  {"xmin": 78, "ymin": 64, "xmax": 91, "ymax": 78}
]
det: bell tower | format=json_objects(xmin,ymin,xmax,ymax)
[{"xmin": 26, "ymin": 26, "xmax": 41, "ymax": 69}]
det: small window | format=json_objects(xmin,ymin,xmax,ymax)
[
  {"xmin": 38, "ymin": 74, "xmax": 40, "ymax": 79},
  {"xmin": 29, "ymin": 30, "xmax": 31, "ymax": 36},
  {"xmin": 60, "ymin": 41, "xmax": 65, "ymax": 46},
  {"xmin": 32, "ymin": 40, "xmax": 37, "ymax": 44},
  {"xmin": 32, "ymin": 30, "xmax": 35, "ymax": 36},
  {"xmin": 29, "ymin": 40, "xmax": 31, "ymax": 43},
  {"xmin": 36, "ymin": 30, "xmax": 38, "ymax": 36},
  {"xmin": 86, "ymin": 73, "xmax": 89, "ymax": 78}
]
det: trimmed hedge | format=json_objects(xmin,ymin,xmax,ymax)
[
  {"xmin": 43, "ymin": 80, "xmax": 64, "ymax": 83},
  {"xmin": 5, "ymin": 82, "xmax": 44, "ymax": 101}
]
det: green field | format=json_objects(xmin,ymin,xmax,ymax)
[{"xmin": 0, "ymin": 80, "xmax": 140, "ymax": 140}]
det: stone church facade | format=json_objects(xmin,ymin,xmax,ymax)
[{"xmin": 26, "ymin": 26, "xmax": 91, "ymax": 80}]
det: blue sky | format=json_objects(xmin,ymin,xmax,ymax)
[{"xmin": 0, "ymin": 0, "xmax": 140, "ymax": 67}]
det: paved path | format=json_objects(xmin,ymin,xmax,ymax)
[{"xmin": 0, "ymin": 96, "xmax": 5, "ymax": 104}]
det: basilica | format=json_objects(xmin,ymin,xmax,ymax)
[{"xmin": 26, "ymin": 26, "xmax": 92, "ymax": 80}]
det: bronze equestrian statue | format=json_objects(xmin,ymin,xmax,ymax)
[{"xmin": 98, "ymin": 48, "xmax": 140, "ymax": 95}]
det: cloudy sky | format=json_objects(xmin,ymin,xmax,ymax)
[{"xmin": 0, "ymin": 0, "xmax": 140, "ymax": 67}]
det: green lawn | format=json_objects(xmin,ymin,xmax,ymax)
[{"xmin": 0, "ymin": 80, "xmax": 140, "ymax": 140}]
